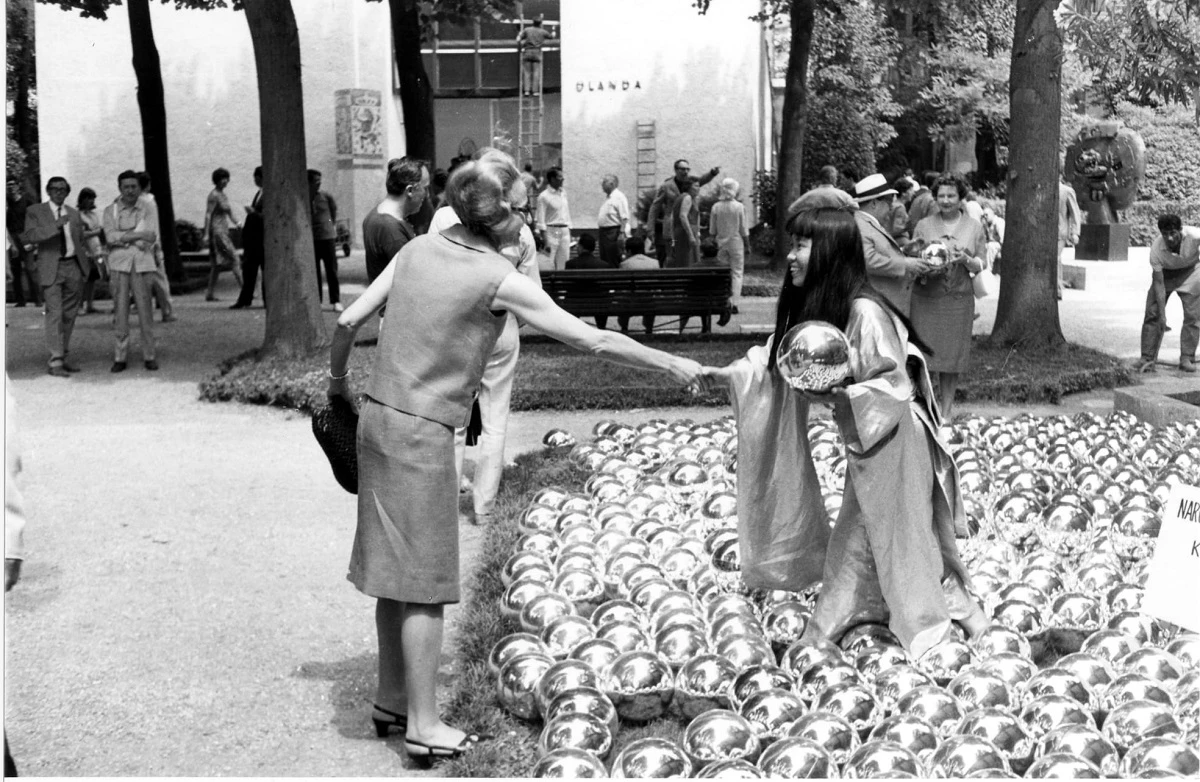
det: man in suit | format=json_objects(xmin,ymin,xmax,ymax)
[
  {"xmin": 19, "ymin": 176, "xmax": 91, "ymax": 376},
  {"xmin": 232, "ymin": 165, "xmax": 264, "ymax": 309},
  {"xmin": 646, "ymin": 159, "xmax": 720, "ymax": 263},
  {"xmin": 852, "ymin": 173, "xmax": 932, "ymax": 316}
]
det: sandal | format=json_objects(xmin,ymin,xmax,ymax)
[
  {"xmin": 405, "ymin": 732, "xmax": 488, "ymax": 766},
  {"xmin": 371, "ymin": 704, "xmax": 407, "ymax": 738}
]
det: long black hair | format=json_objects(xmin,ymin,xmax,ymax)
[{"xmin": 767, "ymin": 208, "xmax": 932, "ymax": 371}]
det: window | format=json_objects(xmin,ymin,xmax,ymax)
[{"xmin": 415, "ymin": 1, "xmax": 561, "ymax": 98}]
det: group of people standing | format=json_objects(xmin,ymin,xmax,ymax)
[
  {"xmin": 322, "ymin": 148, "xmax": 990, "ymax": 765},
  {"xmin": 8, "ymin": 171, "xmax": 176, "ymax": 376}
]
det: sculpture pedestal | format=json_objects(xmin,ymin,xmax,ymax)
[{"xmin": 1075, "ymin": 223, "xmax": 1130, "ymax": 261}]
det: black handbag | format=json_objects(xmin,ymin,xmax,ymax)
[{"xmin": 312, "ymin": 395, "xmax": 359, "ymax": 494}]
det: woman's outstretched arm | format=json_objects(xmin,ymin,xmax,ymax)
[
  {"xmin": 327, "ymin": 261, "xmax": 397, "ymax": 406},
  {"xmin": 493, "ymin": 272, "xmax": 703, "ymax": 387}
]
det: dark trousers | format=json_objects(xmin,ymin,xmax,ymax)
[
  {"xmin": 9, "ymin": 249, "xmax": 40, "ymax": 306},
  {"xmin": 313, "ymin": 238, "xmax": 339, "ymax": 304},
  {"xmin": 617, "ymin": 315, "xmax": 656, "ymax": 333},
  {"xmin": 236, "ymin": 243, "xmax": 264, "ymax": 306},
  {"xmin": 598, "ymin": 226, "xmax": 623, "ymax": 266}
]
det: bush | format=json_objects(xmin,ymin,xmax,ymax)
[
  {"xmin": 1124, "ymin": 200, "xmax": 1200, "ymax": 247},
  {"xmin": 751, "ymin": 169, "xmax": 778, "ymax": 226},
  {"xmin": 1112, "ymin": 102, "xmax": 1200, "ymax": 204},
  {"xmin": 748, "ymin": 223, "xmax": 778, "ymax": 259}
]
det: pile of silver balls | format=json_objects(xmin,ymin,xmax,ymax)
[{"xmin": 494, "ymin": 413, "xmax": 1200, "ymax": 777}]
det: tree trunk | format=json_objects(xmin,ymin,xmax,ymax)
[
  {"xmin": 126, "ymin": 0, "xmax": 182, "ymax": 283},
  {"xmin": 990, "ymin": 0, "xmax": 1065, "ymax": 348},
  {"xmin": 244, "ymin": 0, "xmax": 327, "ymax": 358},
  {"xmin": 772, "ymin": 0, "xmax": 817, "ymax": 269},
  {"xmin": 9, "ymin": 0, "xmax": 39, "ymax": 191},
  {"xmin": 389, "ymin": 0, "xmax": 436, "ymax": 163}
]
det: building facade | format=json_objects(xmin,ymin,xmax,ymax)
[{"xmin": 36, "ymin": 0, "xmax": 770, "ymax": 242}]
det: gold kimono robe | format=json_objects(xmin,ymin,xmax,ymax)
[{"xmin": 801, "ymin": 297, "xmax": 978, "ymax": 656}]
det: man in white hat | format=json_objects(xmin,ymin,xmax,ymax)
[{"xmin": 852, "ymin": 173, "xmax": 934, "ymax": 316}]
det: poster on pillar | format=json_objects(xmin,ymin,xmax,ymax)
[{"xmin": 336, "ymin": 89, "xmax": 384, "ymax": 159}]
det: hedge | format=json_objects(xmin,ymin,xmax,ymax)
[{"xmin": 200, "ymin": 334, "xmax": 1134, "ymax": 415}]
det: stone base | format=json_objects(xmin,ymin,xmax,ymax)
[
  {"xmin": 1076, "ymin": 223, "xmax": 1131, "ymax": 261},
  {"xmin": 1114, "ymin": 380, "xmax": 1200, "ymax": 427},
  {"xmin": 1062, "ymin": 262, "xmax": 1087, "ymax": 290}
]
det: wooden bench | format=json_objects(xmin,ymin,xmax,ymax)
[{"xmin": 540, "ymin": 268, "xmax": 731, "ymax": 331}]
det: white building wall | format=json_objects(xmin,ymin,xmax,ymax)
[
  {"xmin": 561, "ymin": 0, "xmax": 764, "ymax": 230},
  {"xmin": 35, "ymin": 0, "xmax": 399, "ymax": 242}
]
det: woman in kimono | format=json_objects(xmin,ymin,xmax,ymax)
[{"xmin": 702, "ymin": 208, "xmax": 988, "ymax": 656}]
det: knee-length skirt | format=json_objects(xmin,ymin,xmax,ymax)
[
  {"xmin": 910, "ymin": 290, "xmax": 974, "ymax": 374},
  {"xmin": 348, "ymin": 397, "xmax": 461, "ymax": 604}
]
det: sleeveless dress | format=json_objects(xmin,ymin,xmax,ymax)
[{"xmin": 348, "ymin": 226, "xmax": 514, "ymax": 604}]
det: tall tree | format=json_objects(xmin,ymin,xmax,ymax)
[
  {"xmin": 125, "ymin": 0, "xmax": 182, "ymax": 283},
  {"xmin": 41, "ymin": 0, "xmax": 191, "ymax": 283},
  {"xmin": 243, "ymin": 0, "xmax": 326, "ymax": 358},
  {"xmin": 989, "ymin": 0, "xmax": 1065, "ymax": 348},
  {"xmin": 388, "ymin": 0, "xmax": 435, "ymax": 163},
  {"xmin": 7, "ymin": 0, "xmax": 38, "ymax": 191}
]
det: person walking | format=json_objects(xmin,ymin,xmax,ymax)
[
  {"xmin": 138, "ymin": 172, "xmax": 176, "ymax": 322},
  {"xmin": 709, "ymin": 177, "xmax": 749, "ymax": 313},
  {"xmin": 1137, "ymin": 214, "xmax": 1199, "ymax": 373},
  {"xmin": 908, "ymin": 173, "xmax": 987, "ymax": 419},
  {"xmin": 309, "ymin": 169, "xmax": 342, "ymax": 311},
  {"xmin": 19, "ymin": 176, "xmax": 91, "ymax": 376},
  {"xmin": 231, "ymin": 166, "xmax": 265, "ymax": 309},
  {"xmin": 203, "ymin": 167, "xmax": 243, "ymax": 303},
  {"xmin": 77, "ymin": 187, "xmax": 107, "ymax": 315},
  {"xmin": 102, "ymin": 170, "xmax": 159, "ymax": 372},
  {"xmin": 699, "ymin": 207, "xmax": 988, "ymax": 655},
  {"xmin": 327, "ymin": 154, "xmax": 700, "ymax": 764}
]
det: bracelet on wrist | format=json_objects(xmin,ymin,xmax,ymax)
[{"xmin": 328, "ymin": 368, "xmax": 349, "ymax": 381}]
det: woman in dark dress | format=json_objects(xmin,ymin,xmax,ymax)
[{"xmin": 327, "ymin": 154, "xmax": 702, "ymax": 764}]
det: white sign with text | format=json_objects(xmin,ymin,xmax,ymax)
[{"xmin": 1143, "ymin": 482, "xmax": 1200, "ymax": 634}]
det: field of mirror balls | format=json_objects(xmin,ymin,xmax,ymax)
[{"xmin": 486, "ymin": 411, "xmax": 1199, "ymax": 778}]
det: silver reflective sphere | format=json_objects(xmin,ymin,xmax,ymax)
[
  {"xmin": 1024, "ymin": 752, "xmax": 1102, "ymax": 778},
  {"xmin": 948, "ymin": 669, "xmax": 1017, "ymax": 711},
  {"xmin": 755, "ymin": 736, "xmax": 837, "ymax": 779},
  {"xmin": 738, "ymin": 687, "xmax": 808, "ymax": 741},
  {"xmin": 538, "ymin": 713, "xmax": 614, "ymax": 760},
  {"xmin": 521, "ymin": 592, "xmax": 577, "ymax": 635},
  {"xmin": 694, "ymin": 758, "xmax": 763, "ymax": 778},
  {"xmin": 609, "ymin": 737, "xmax": 693, "ymax": 779},
  {"xmin": 776, "ymin": 321, "xmax": 852, "ymax": 393},
  {"xmin": 543, "ymin": 429, "xmax": 578, "ymax": 449},
  {"xmin": 1166, "ymin": 634, "xmax": 1200, "ymax": 672},
  {"xmin": 1035, "ymin": 724, "xmax": 1118, "ymax": 778},
  {"xmin": 543, "ymin": 615, "xmax": 599, "ymax": 661},
  {"xmin": 1101, "ymin": 699, "xmax": 1181, "ymax": 752},
  {"xmin": 843, "ymin": 739, "xmax": 921, "ymax": 779},
  {"xmin": 654, "ymin": 625, "xmax": 709, "ymax": 669},
  {"xmin": 571, "ymin": 637, "xmax": 623, "ymax": 675},
  {"xmin": 956, "ymin": 707, "xmax": 1035, "ymax": 774},
  {"xmin": 1020, "ymin": 694, "xmax": 1096, "ymax": 738},
  {"xmin": 544, "ymin": 686, "xmax": 620, "ymax": 738},
  {"xmin": 604, "ymin": 651, "xmax": 675, "ymax": 723},
  {"xmin": 716, "ymin": 634, "xmax": 775, "ymax": 670},
  {"xmin": 731, "ymin": 665, "xmax": 796, "ymax": 710},
  {"xmin": 920, "ymin": 242, "xmax": 950, "ymax": 268},
  {"xmin": 873, "ymin": 664, "xmax": 936, "ymax": 712},
  {"xmin": 1117, "ymin": 737, "xmax": 1200, "ymax": 778},
  {"xmin": 531, "ymin": 746, "xmax": 610, "ymax": 778},
  {"xmin": 854, "ymin": 644, "xmax": 911, "ymax": 682},
  {"xmin": 867, "ymin": 714, "xmax": 939, "ymax": 760},
  {"xmin": 1120, "ymin": 647, "xmax": 1186, "ymax": 684},
  {"xmin": 813, "ymin": 681, "xmax": 881, "ymax": 736},
  {"xmin": 675, "ymin": 654, "xmax": 740, "ymax": 720},
  {"xmin": 681, "ymin": 709, "xmax": 763, "ymax": 769},
  {"xmin": 925, "ymin": 734, "xmax": 1011, "ymax": 779},
  {"xmin": 917, "ymin": 640, "xmax": 974, "ymax": 685},
  {"xmin": 789, "ymin": 709, "xmax": 863, "ymax": 764},
  {"xmin": 497, "ymin": 652, "xmax": 554, "ymax": 720},
  {"xmin": 489, "ymin": 632, "xmax": 552, "ymax": 677},
  {"xmin": 537, "ymin": 659, "xmax": 604, "ymax": 717},
  {"xmin": 895, "ymin": 685, "xmax": 966, "ymax": 737}
]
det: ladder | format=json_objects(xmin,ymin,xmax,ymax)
[
  {"xmin": 636, "ymin": 119, "xmax": 657, "ymax": 195},
  {"xmin": 517, "ymin": 60, "xmax": 544, "ymax": 168}
]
